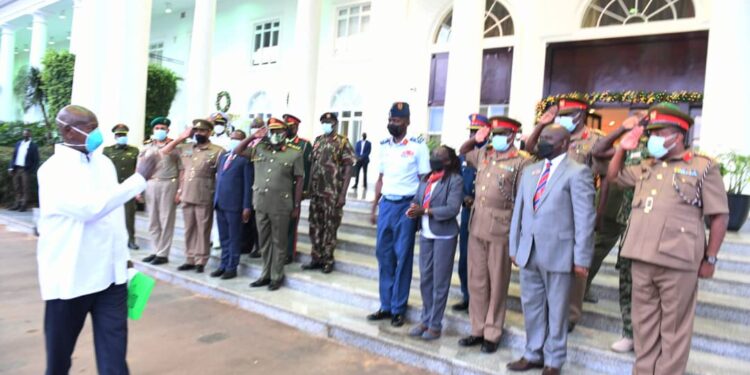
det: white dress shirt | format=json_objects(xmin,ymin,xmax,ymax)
[
  {"xmin": 14, "ymin": 139, "xmax": 31, "ymax": 167},
  {"xmin": 537, "ymin": 153, "xmax": 567, "ymax": 186},
  {"xmin": 379, "ymin": 136, "xmax": 431, "ymax": 197},
  {"xmin": 420, "ymin": 180, "xmax": 453, "ymax": 240},
  {"xmin": 36, "ymin": 145, "xmax": 147, "ymax": 300}
]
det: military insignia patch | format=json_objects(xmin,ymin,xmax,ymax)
[{"xmin": 674, "ymin": 167, "xmax": 698, "ymax": 177}]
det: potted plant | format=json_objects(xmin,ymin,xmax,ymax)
[{"xmin": 718, "ymin": 152, "xmax": 750, "ymax": 231}]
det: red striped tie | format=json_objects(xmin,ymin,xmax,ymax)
[{"xmin": 533, "ymin": 161, "xmax": 551, "ymax": 211}]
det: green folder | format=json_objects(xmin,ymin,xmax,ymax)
[{"xmin": 127, "ymin": 272, "xmax": 156, "ymax": 320}]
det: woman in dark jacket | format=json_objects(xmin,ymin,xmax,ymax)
[{"xmin": 406, "ymin": 145, "xmax": 464, "ymax": 340}]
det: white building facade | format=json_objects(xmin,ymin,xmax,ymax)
[{"xmin": 1, "ymin": 0, "xmax": 749, "ymax": 167}]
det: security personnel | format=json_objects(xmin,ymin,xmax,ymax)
[
  {"xmin": 161, "ymin": 119, "xmax": 225, "ymax": 273},
  {"xmin": 103, "ymin": 124, "xmax": 140, "ymax": 250},
  {"xmin": 284, "ymin": 113, "xmax": 312, "ymax": 264},
  {"xmin": 608, "ymin": 103, "xmax": 729, "ymax": 375},
  {"xmin": 302, "ymin": 112, "xmax": 356, "ymax": 274},
  {"xmin": 140, "ymin": 116, "xmax": 182, "ymax": 266},
  {"xmin": 244, "ymin": 117, "xmax": 304, "ymax": 291},
  {"xmin": 367, "ymin": 102, "xmax": 430, "ymax": 327},
  {"xmin": 457, "ymin": 116, "xmax": 532, "ymax": 354},
  {"xmin": 453, "ymin": 113, "xmax": 490, "ymax": 313}
]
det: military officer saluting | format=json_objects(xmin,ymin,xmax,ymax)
[
  {"xmin": 458, "ymin": 116, "xmax": 532, "ymax": 354},
  {"xmin": 162, "ymin": 119, "xmax": 226, "ymax": 273},
  {"xmin": 283, "ymin": 113, "xmax": 312, "ymax": 264},
  {"xmin": 236, "ymin": 118, "xmax": 304, "ymax": 291},
  {"xmin": 608, "ymin": 103, "xmax": 729, "ymax": 375},
  {"xmin": 103, "ymin": 123, "xmax": 141, "ymax": 250}
]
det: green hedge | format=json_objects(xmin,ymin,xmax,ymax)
[
  {"xmin": 145, "ymin": 64, "xmax": 180, "ymax": 139},
  {"xmin": 0, "ymin": 121, "xmax": 53, "ymax": 147},
  {"xmin": 0, "ymin": 145, "xmax": 54, "ymax": 207},
  {"xmin": 41, "ymin": 50, "xmax": 75, "ymax": 124}
]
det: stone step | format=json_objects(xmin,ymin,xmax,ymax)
[{"xmin": 130, "ymin": 237, "xmax": 750, "ymax": 375}]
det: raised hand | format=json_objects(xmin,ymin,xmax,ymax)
[
  {"xmin": 179, "ymin": 126, "xmax": 194, "ymax": 140},
  {"xmin": 474, "ymin": 127, "xmax": 491, "ymax": 144},
  {"xmin": 622, "ymin": 110, "xmax": 647, "ymax": 130},
  {"xmin": 539, "ymin": 104, "xmax": 559, "ymax": 125},
  {"xmin": 620, "ymin": 125, "xmax": 644, "ymax": 151},
  {"xmin": 252, "ymin": 127, "xmax": 269, "ymax": 140}
]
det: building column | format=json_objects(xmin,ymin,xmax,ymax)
[
  {"xmin": 441, "ymin": 0, "xmax": 484, "ymax": 149},
  {"xmin": 699, "ymin": 0, "xmax": 750, "ymax": 156},
  {"xmin": 68, "ymin": 0, "xmax": 85, "ymax": 55},
  {"xmin": 287, "ymin": 0, "xmax": 322, "ymax": 140},
  {"xmin": 71, "ymin": 0, "xmax": 151, "ymax": 145},
  {"xmin": 0, "ymin": 26, "xmax": 15, "ymax": 121},
  {"xmin": 28, "ymin": 12, "xmax": 46, "ymax": 67},
  {"xmin": 183, "ymin": 0, "xmax": 217, "ymax": 123}
]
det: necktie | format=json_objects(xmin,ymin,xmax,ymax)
[
  {"xmin": 533, "ymin": 160, "xmax": 551, "ymax": 211},
  {"xmin": 223, "ymin": 154, "xmax": 236, "ymax": 171},
  {"xmin": 423, "ymin": 171, "xmax": 445, "ymax": 209}
]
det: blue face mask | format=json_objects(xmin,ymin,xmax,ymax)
[
  {"xmin": 228, "ymin": 139, "xmax": 241, "ymax": 151},
  {"xmin": 322, "ymin": 123, "xmax": 333, "ymax": 135},
  {"xmin": 116, "ymin": 136, "xmax": 128, "ymax": 145},
  {"xmin": 68, "ymin": 126, "xmax": 104, "ymax": 153},
  {"xmin": 153, "ymin": 129, "xmax": 168, "ymax": 141},
  {"xmin": 647, "ymin": 134, "xmax": 677, "ymax": 159},
  {"xmin": 491, "ymin": 134, "xmax": 510, "ymax": 152},
  {"xmin": 555, "ymin": 116, "xmax": 577, "ymax": 133}
]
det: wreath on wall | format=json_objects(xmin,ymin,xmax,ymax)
[
  {"xmin": 535, "ymin": 90, "xmax": 703, "ymax": 120},
  {"xmin": 216, "ymin": 91, "xmax": 232, "ymax": 113}
]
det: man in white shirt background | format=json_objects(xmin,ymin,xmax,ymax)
[
  {"xmin": 7, "ymin": 129, "xmax": 39, "ymax": 212},
  {"xmin": 36, "ymin": 105, "xmax": 158, "ymax": 375}
]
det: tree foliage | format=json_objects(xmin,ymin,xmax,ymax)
[
  {"xmin": 145, "ymin": 64, "xmax": 180, "ymax": 139},
  {"xmin": 13, "ymin": 66, "xmax": 51, "ymax": 142},
  {"xmin": 41, "ymin": 50, "xmax": 76, "ymax": 124}
]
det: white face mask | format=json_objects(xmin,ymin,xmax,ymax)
[
  {"xmin": 214, "ymin": 125, "xmax": 226, "ymax": 135},
  {"xmin": 322, "ymin": 123, "xmax": 333, "ymax": 135},
  {"xmin": 555, "ymin": 116, "xmax": 577, "ymax": 133}
]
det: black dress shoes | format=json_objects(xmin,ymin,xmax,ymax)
[
  {"xmin": 301, "ymin": 262, "xmax": 323, "ymax": 271},
  {"xmin": 142, "ymin": 255, "xmax": 156, "ymax": 263},
  {"xmin": 127, "ymin": 240, "xmax": 139, "ymax": 250},
  {"xmin": 452, "ymin": 301, "xmax": 469, "ymax": 312},
  {"xmin": 321, "ymin": 263, "xmax": 334, "ymax": 274},
  {"xmin": 390, "ymin": 314, "xmax": 405, "ymax": 327},
  {"xmin": 268, "ymin": 277, "xmax": 284, "ymax": 291},
  {"xmin": 458, "ymin": 335, "xmax": 484, "ymax": 347},
  {"xmin": 366, "ymin": 310, "xmax": 392, "ymax": 321},
  {"xmin": 177, "ymin": 264, "xmax": 196, "ymax": 271},
  {"xmin": 221, "ymin": 270, "xmax": 237, "ymax": 280},
  {"xmin": 250, "ymin": 278, "xmax": 271, "ymax": 287},
  {"xmin": 210, "ymin": 269, "xmax": 225, "ymax": 278},
  {"xmin": 568, "ymin": 322, "xmax": 576, "ymax": 333},
  {"xmin": 195, "ymin": 265, "xmax": 205, "ymax": 273},
  {"xmin": 151, "ymin": 257, "xmax": 168, "ymax": 265},
  {"xmin": 481, "ymin": 340, "xmax": 499, "ymax": 354},
  {"xmin": 583, "ymin": 290, "xmax": 599, "ymax": 304},
  {"xmin": 507, "ymin": 357, "xmax": 545, "ymax": 372}
]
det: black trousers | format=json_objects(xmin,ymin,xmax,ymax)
[
  {"xmin": 354, "ymin": 159, "xmax": 369, "ymax": 188},
  {"xmin": 45, "ymin": 283, "xmax": 129, "ymax": 375}
]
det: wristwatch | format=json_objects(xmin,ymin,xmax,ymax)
[{"xmin": 704, "ymin": 255, "xmax": 718, "ymax": 265}]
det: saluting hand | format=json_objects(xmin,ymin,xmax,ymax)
[
  {"xmin": 252, "ymin": 127, "xmax": 269, "ymax": 140},
  {"xmin": 178, "ymin": 126, "xmax": 194, "ymax": 140},
  {"xmin": 538, "ymin": 104, "xmax": 559, "ymax": 125},
  {"xmin": 620, "ymin": 125, "xmax": 643, "ymax": 151},
  {"xmin": 622, "ymin": 110, "xmax": 647, "ymax": 130},
  {"xmin": 474, "ymin": 127, "xmax": 491, "ymax": 144}
]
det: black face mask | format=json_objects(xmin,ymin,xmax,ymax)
[
  {"xmin": 387, "ymin": 123, "xmax": 405, "ymax": 138},
  {"xmin": 195, "ymin": 134, "xmax": 209, "ymax": 144},
  {"xmin": 536, "ymin": 140, "xmax": 556, "ymax": 159},
  {"xmin": 429, "ymin": 157, "xmax": 445, "ymax": 172}
]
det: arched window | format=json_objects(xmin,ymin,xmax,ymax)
[
  {"xmin": 330, "ymin": 85, "xmax": 364, "ymax": 143},
  {"xmin": 247, "ymin": 91, "xmax": 272, "ymax": 120},
  {"xmin": 582, "ymin": 0, "xmax": 695, "ymax": 28},
  {"xmin": 433, "ymin": 0, "xmax": 514, "ymax": 44}
]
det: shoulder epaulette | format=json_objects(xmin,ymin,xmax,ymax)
[
  {"xmin": 287, "ymin": 143, "xmax": 302, "ymax": 151},
  {"xmin": 518, "ymin": 150, "xmax": 531, "ymax": 158},
  {"xmin": 380, "ymin": 138, "xmax": 390, "ymax": 145},
  {"xmin": 693, "ymin": 150, "xmax": 716, "ymax": 162},
  {"xmin": 409, "ymin": 135, "xmax": 424, "ymax": 144},
  {"xmin": 144, "ymin": 139, "xmax": 153, "ymax": 145}
]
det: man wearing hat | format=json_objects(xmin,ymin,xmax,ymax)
[
  {"xmin": 235, "ymin": 117, "xmax": 304, "ymax": 291},
  {"xmin": 209, "ymin": 111, "xmax": 232, "ymax": 150},
  {"xmin": 367, "ymin": 102, "xmax": 430, "ymax": 327},
  {"xmin": 283, "ymin": 113, "xmax": 312, "ymax": 264},
  {"xmin": 103, "ymin": 124, "xmax": 141, "ymax": 250},
  {"xmin": 140, "ymin": 117, "xmax": 183, "ymax": 266},
  {"xmin": 452, "ymin": 113, "xmax": 490, "ymax": 313},
  {"xmin": 458, "ymin": 116, "xmax": 532, "ymax": 353},
  {"xmin": 607, "ymin": 103, "xmax": 729, "ymax": 374},
  {"xmin": 301, "ymin": 112, "xmax": 356, "ymax": 274},
  {"xmin": 161, "ymin": 119, "xmax": 225, "ymax": 273}
]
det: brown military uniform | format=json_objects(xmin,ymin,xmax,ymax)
[
  {"xmin": 615, "ymin": 150, "xmax": 728, "ymax": 375},
  {"xmin": 465, "ymin": 146, "xmax": 531, "ymax": 343},
  {"xmin": 140, "ymin": 139, "xmax": 182, "ymax": 258},
  {"xmin": 178, "ymin": 142, "xmax": 225, "ymax": 266}
]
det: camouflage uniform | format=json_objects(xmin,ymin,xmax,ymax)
[{"xmin": 308, "ymin": 133, "xmax": 356, "ymax": 266}]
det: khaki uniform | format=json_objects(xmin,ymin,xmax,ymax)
[
  {"xmin": 178, "ymin": 142, "xmax": 225, "ymax": 266},
  {"xmin": 465, "ymin": 146, "xmax": 531, "ymax": 343},
  {"xmin": 615, "ymin": 150, "xmax": 728, "ymax": 375},
  {"xmin": 140, "ymin": 139, "xmax": 182, "ymax": 258},
  {"xmin": 103, "ymin": 144, "xmax": 139, "ymax": 243},
  {"xmin": 246, "ymin": 141, "xmax": 304, "ymax": 282},
  {"xmin": 566, "ymin": 127, "xmax": 606, "ymax": 325}
]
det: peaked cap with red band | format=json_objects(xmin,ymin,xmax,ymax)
[
  {"xmin": 557, "ymin": 98, "xmax": 590, "ymax": 115},
  {"xmin": 489, "ymin": 116, "xmax": 522, "ymax": 133},
  {"xmin": 267, "ymin": 117, "xmax": 287, "ymax": 130},
  {"xmin": 467, "ymin": 113, "xmax": 490, "ymax": 130},
  {"xmin": 282, "ymin": 114, "xmax": 302, "ymax": 126},
  {"xmin": 646, "ymin": 102, "xmax": 693, "ymax": 131}
]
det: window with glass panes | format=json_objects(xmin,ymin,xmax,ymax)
[
  {"xmin": 334, "ymin": 110, "xmax": 363, "ymax": 144},
  {"xmin": 337, "ymin": 3, "xmax": 371, "ymax": 38},
  {"xmin": 253, "ymin": 20, "xmax": 280, "ymax": 65},
  {"xmin": 149, "ymin": 42, "xmax": 164, "ymax": 65}
]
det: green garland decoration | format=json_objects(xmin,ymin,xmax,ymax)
[
  {"xmin": 535, "ymin": 90, "xmax": 703, "ymax": 120},
  {"xmin": 216, "ymin": 91, "xmax": 231, "ymax": 113}
]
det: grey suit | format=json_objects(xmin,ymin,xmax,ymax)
[
  {"xmin": 413, "ymin": 173, "xmax": 463, "ymax": 331},
  {"xmin": 509, "ymin": 156, "xmax": 595, "ymax": 369}
]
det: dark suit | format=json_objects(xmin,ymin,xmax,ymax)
[
  {"xmin": 214, "ymin": 152, "xmax": 253, "ymax": 272},
  {"xmin": 353, "ymin": 139, "xmax": 371, "ymax": 188},
  {"xmin": 9, "ymin": 139, "xmax": 40, "ymax": 208}
]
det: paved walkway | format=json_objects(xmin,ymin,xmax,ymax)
[{"xmin": 0, "ymin": 226, "xmax": 428, "ymax": 375}]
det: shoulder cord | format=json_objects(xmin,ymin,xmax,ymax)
[{"xmin": 671, "ymin": 158, "xmax": 711, "ymax": 207}]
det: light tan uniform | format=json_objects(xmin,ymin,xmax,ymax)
[
  {"xmin": 566, "ymin": 127, "xmax": 605, "ymax": 325},
  {"xmin": 178, "ymin": 142, "xmax": 225, "ymax": 266},
  {"xmin": 615, "ymin": 150, "xmax": 728, "ymax": 375},
  {"xmin": 141, "ymin": 139, "xmax": 182, "ymax": 258},
  {"xmin": 465, "ymin": 146, "xmax": 531, "ymax": 343}
]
